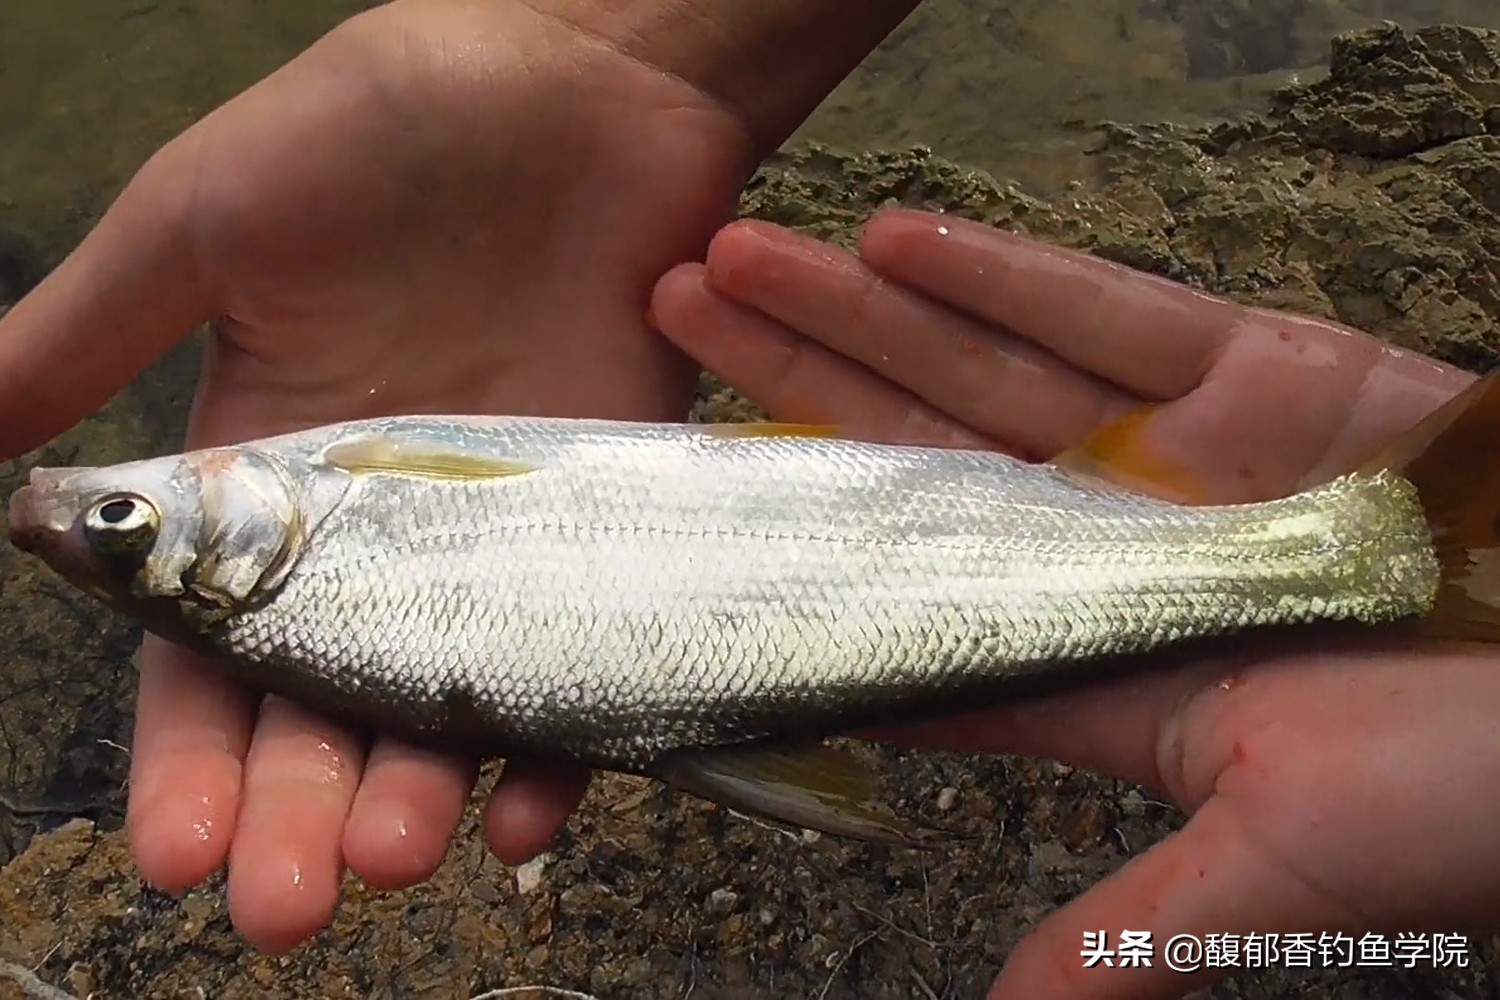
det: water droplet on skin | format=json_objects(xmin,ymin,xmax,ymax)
[
  {"xmin": 289, "ymin": 865, "xmax": 305, "ymax": 889},
  {"xmin": 320, "ymin": 747, "xmax": 347, "ymax": 783},
  {"xmin": 936, "ymin": 225, "xmax": 950, "ymax": 236},
  {"xmin": 393, "ymin": 819, "xmax": 409, "ymax": 841},
  {"xmin": 190, "ymin": 819, "xmax": 213, "ymax": 842}
]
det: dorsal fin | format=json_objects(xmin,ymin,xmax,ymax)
[
  {"xmin": 322, "ymin": 435, "xmax": 538, "ymax": 480},
  {"xmin": 1048, "ymin": 405, "xmax": 1212, "ymax": 504}
]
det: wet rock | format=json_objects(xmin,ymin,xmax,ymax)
[
  {"xmin": 514, "ymin": 855, "xmax": 549, "ymax": 896},
  {"xmin": 1273, "ymin": 22, "xmax": 1500, "ymax": 155},
  {"xmin": 1060, "ymin": 798, "xmax": 1111, "ymax": 852}
]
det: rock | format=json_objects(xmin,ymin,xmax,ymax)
[{"xmin": 515, "ymin": 855, "xmax": 549, "ymax": 896}]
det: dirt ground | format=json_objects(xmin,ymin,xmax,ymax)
[{"xmin": 6, "ymin": 9, "xmax": 1500, "ymax": 1000}]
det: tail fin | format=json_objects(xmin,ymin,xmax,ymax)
[{"xmin": 1355, "ymin": 368, "xmax": 1500, "ymax": 643}]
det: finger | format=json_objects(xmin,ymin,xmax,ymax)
[
  {"xmin": 1298, "ymin": 346, "xmax": 1470, "ymax": 487},
  {"xmin": 341, "ymin": 738, "xmax": 476, "ymax": 890},
  {"xmin": 1124, "ymin": 315, "xmax": 1466, "ymax": 503},
  {"xmin": 864, "ymin": 652, "xmax": 1236, "ymax": 795},
  {"xmin": 226, "ymin": 695, "xmax": 367, "ymax": 953},
  {"xmin": 0, "ymin": 140, "xmax": 215, "ymax": 459},
  {"xmin": 699, "ymin": 219, "xmax": 1137, "ymax": 458},
  {"xmin": 858, "ymin": 208, "xmax": 1240, "ymax": 402},
  {"xmin": 868, "ymin": 627, "xmax": 1373, "ymax": 794},
  {"xmin": 482, "ymin": 759, "xmax": 593, "ymax": 865},
  {"xmin": 1124, "ymin": 325, "xmax": 1388, "ymax": 504},
  {"xmin": 126, "ymin": 636, "xmax": 257, "ymax": 892},
  {"xmin": 990, "ymin": 798, "xmax": 1359, "ymax": 1000},
  {"xmin": 652, "ymin": 263, "xmax": 1005, "ymax": 450}
]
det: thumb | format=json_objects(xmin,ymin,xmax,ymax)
[
  {"xmin": 0, "ymin": 138, "xmax": 215, "ymax": 458},
  {"xmin": 989, "ymin": 799, "xmax": 1360, "ymax": 1000}
]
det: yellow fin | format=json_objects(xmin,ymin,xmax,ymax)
[
  {"xmin": 1048, "ymin": 406, "xmax": 1212, "ymax": 504},
  {"xmin": 1352, "ymin": 369, "xmax": 1500, "ymax": 643},
  {"xmin": 321, "ymin": 436, "xmax": 538, "ymax": 480},
  {"xmin": 698, "ymin": 421, "xmax": 841, "ymax": 439},
  {"xmin": 653, "ymin": 742, "xmax": 952, "ymax": 848}
]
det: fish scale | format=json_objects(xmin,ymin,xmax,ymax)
[{"xmin": 170, "ymin": 417, "xmax": 1443, "ymax": 772}]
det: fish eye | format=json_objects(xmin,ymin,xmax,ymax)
[{"xmin": 83, "ymin": 493, "xmax": 160, "ymax": 558}]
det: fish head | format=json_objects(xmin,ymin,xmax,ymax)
[{"xmin": 8, "ymin": 446, "xmax": 316, "ymax": 635}]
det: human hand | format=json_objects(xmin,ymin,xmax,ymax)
[
  {"xmin": 0, "ymin": 0, "xmax": 764, "ymax": 952},
  {"xmin": 648, "ymin": 209, "xmax": 1497, "ymax": 999}
]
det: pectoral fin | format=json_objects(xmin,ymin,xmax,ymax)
[
  {"xmin": 654, "ymin": 742, "xmax": 950, "ymax": 848},
  {"xmin": 322, "ymin": 436, "xmax": 538, "ymax": 480}
]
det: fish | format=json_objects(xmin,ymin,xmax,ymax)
[{"xmin": 10, "ymin": 370, "xmax": 1500, "ymax": 847}]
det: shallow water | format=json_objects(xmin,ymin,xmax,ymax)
[{"xmin": 3, "ymin": 0, "xmax": 1500, "ymax": 282}]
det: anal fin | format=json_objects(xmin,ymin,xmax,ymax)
[{"xmin": 653, "ymin": 742, "xmax": 950, "ymax": 848}]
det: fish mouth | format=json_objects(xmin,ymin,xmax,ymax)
[
  {"xmin": 8, "ymin": 469, "xmax": 92, "ymax": 558},
  {"xmin": 8, "ymin": 484, "xmax": 48, "ymax": 553}
]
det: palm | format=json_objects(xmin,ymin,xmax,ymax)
[
  {"xmin": 649, "ymin": 209, "xmax": 1496, "ymax": 1000},
  {"xmin": 179, "ymin": 0, "xmax": 748, "ymax": 440},
  {"xmin": 153, "ymin": 1, "xmax": 754, "ymax": 949},
  {"xmin": 652, "ymin": 211, "xmax": 1466, "ymax": 494},
  {"xmin": 0, "ymin": 0, "xmax": 758, "ymax": 954}
]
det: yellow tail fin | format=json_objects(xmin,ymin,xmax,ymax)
[{"xmin": 1355, "ymin": 369, "xmax": 1500, "ymax": 643}]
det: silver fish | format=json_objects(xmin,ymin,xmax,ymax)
[{"xmin": 9, "ymin": 373, "xmax": 1500, "ymax": 844}]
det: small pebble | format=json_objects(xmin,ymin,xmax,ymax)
[{"xmin": 515, "ymin": 854, "xmax": 549, "ymax": 895}]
